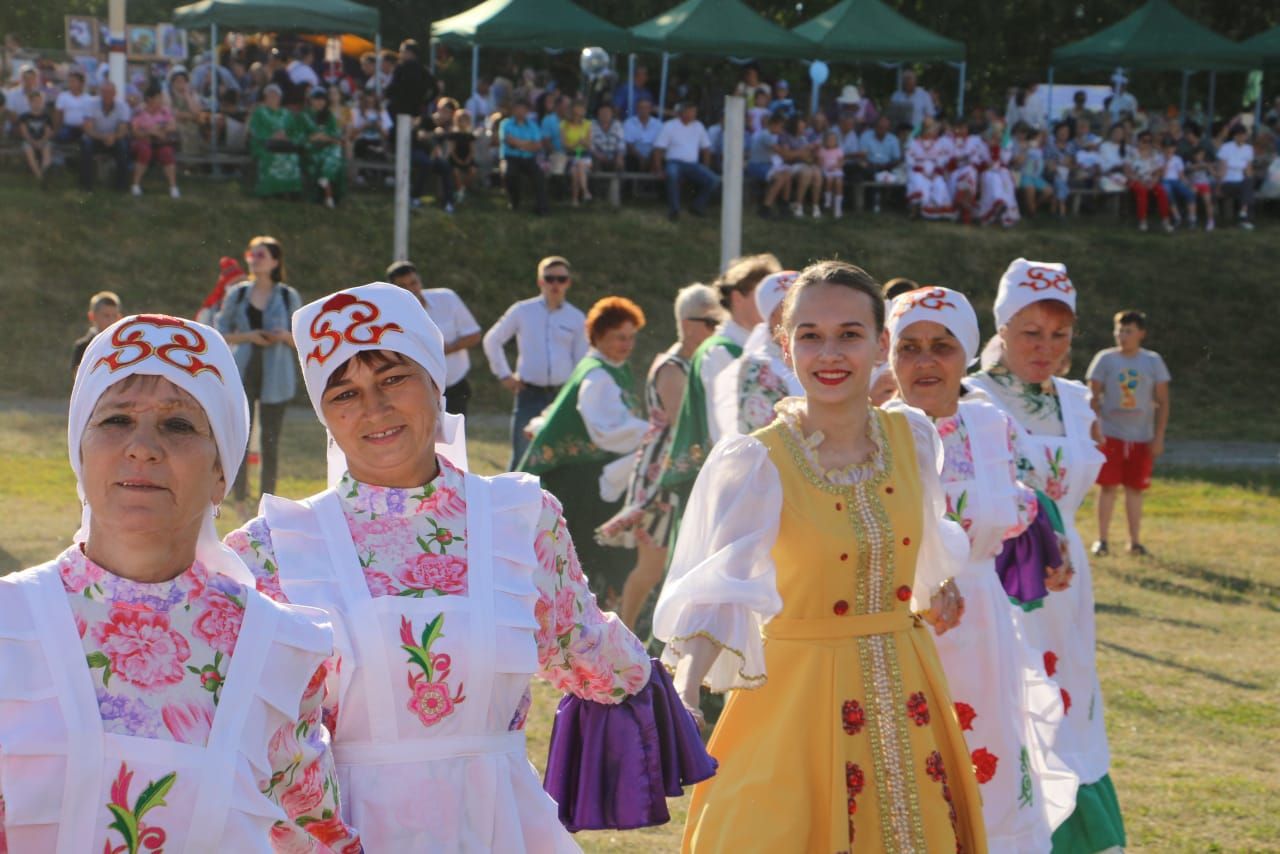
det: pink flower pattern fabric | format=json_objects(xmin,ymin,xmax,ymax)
[
  {"xmin": 38, "ymin": 546, "xmax": 360, "ymax": 854},
  {"xmin": 936, "ymin": 411, "xmax": 1039, "ymax": 543},
  {"xmin": 226, "ymin": 458, "xmax": 652, "ymax": 733},
  {"xmin": 737, "ymin": 355, "xmax": 790, "ymax": 434}
]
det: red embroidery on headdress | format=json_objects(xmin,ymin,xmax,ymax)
[
  {"xmin": 306, "ymin": 293, "xmax": 404, "ymax": 366},
  {"xmin": 1017, "ymin": 267, "xmax": 1073, "ymax": 294},
  {"xmin": 92, "ymin": 315, "xmax": 223, "ymax": 380},
  {"xmin": 893, "ymin": 287, "xmax": 955, "ymax": 318}
]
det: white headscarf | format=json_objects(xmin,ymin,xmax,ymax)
[
  {"xmin": 69, "ymin": 314, "xmax": 252, "ymax": 583},
  {"xmin": 291, "ymin": 283, "xmax": 467, "ymax": 480},
  {"xmin": 886, "ymin": 286, "xmax": 981, "ymax": 366},
  {"xmin": 993, "ymin": 258, "xmax": 1076, "ymax": 329}
]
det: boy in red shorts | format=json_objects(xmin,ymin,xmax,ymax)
[{"xmin": 1086, "ymin": 309, "xmax": 1171, "ymax": 556}]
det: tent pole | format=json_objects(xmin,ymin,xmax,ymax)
[
  {"xmin": 1046, "ymin": 65, "xmax": 1053, "ymax": 127},
  {"xmin": 107, "ymin": 0, "xmax": 125, "ymax": 91},
  {"xmin": 810, "ymin": 63, "xmax": 820, "ymax": 116},
  {"xmin": 1180, "ymin": 69, "xmax": 1189, "ymax": 116},
  {"xmin": 471, "ymin": 44, "xmax": 479, "ymax": 104},
  {"xmin": 956, "ymin": 61, "xmax": 966, "ymax": 118},
  {"xmin": 1208, "ymin": 70, "xmax": 1216, "ymax": 124},
  {"xmin": 375, "ymin": 33, "xmax": 383, "ymax": 104},
  {"xmin": 659, "ymin": 52, "xmax": 669, "ymax": 117},
  {"xmin": 209, "ymin": 24, "xmax": 219, "ymax": 161},
  {"xmin": 896, "ymin": 63, "xmax": 902, "ymax": 92},
  {"xmin": 393, "ymin": 115, "xmax": 411, "ymax": 261},
  {"xmin": 628, "ymin": 53, "xmax": 636, "ymax": 117},
  {"xmin": 1255, "ymin": 72, "xmax": 1264, "ymax": 134},
  {"xmin": 720, "ymin": 95, "xmax": 745, "ymax": 273},
  {"xmin": 430, "ymin": 38, "xmax": 436, "ymax": 75}
]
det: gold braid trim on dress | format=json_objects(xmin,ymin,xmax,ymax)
[{"xmin": 665, "ymin": 631, "xmax": 769, "ymax": 690}]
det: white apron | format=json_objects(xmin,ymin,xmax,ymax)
[
  {"xmin": 968, "ymin": 375, "xmax": 1109, "ymax": 786},
  {"xmin": 0, "ymin": 562, "xmax": 330, "ymax": 853},
  {"xmin": 929, "ymin": 399, "xmax": 1078, "ymax": 853},
  {"xmin": 263, "ymin": 472, "xmax": 578, "ymax": 853}
]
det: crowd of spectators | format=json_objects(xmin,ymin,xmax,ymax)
[{"xmin": 5, "ymin": 42, "xmax": 1280, "ymax": 229}]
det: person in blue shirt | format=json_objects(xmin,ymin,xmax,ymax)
[
  {"xmin": 500, "ymin": 99, "xmax": 549, "ymax": 215},
  {"xmin": 540, "ymin": 93, "xmax": 569, "ymax": 175},
  {"xmin": 770, "ymin": 79, "xmax": 796, "ymax": 119},
  {"xmin": 612, "ymin": 65, "xmax": 655, "ymax": 120},
  {"xmin": 855, "ymin": 115, "xmax": 903, "ymax": 213}
]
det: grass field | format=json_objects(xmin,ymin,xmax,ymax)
[
  {"xmin": 1, "ymin": 404, "xmax": 1277, "ymax": 852},
  {"xmin": 3, "ymin": 171, "xmax": 1279, "ymax": 440}
]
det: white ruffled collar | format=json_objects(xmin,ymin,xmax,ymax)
[{"xmin": 775, "ymin": 397, "xmax": 888, "ymax": 485}]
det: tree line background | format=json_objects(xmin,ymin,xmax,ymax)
[{"xmin": 7, "ymin": 0, "xmax": 1280, "ymax": 115}]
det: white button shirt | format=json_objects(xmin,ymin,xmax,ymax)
[
  {"xmin": 702, "ymin": 319, "xmax": 751, "ymax": 443},
  {"xmin": 419, "ymin": 288, "xmax": 482, "ymax": 386},
  {"xmin": 655, "ymin": 118, "xmax": 711, "ymax": 164},
  {"xmin": 482, "ymin": 296, "xmax": 588, "ymax": 387}
]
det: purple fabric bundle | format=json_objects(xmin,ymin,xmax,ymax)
[
  {"xmin": 994, "ymin": 504, "xmax": 1062, "ymax": 606},
  {"xmin": 543, "ymin": 658, "xmax": 717, "ymax": 832}
]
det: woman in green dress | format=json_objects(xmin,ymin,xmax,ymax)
[
  {"xmin": 248, "ymin": 83, "xmax": 302, "ymax": 198},
  {"xmin": 298, "ymin": 86, "xmax": 346, "ymax": 208},
  {"xmin": 519, "ymin": 297, "xmax": 650, "ymax": 607}
]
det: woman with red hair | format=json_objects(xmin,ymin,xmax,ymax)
[{"xmin": 520, "ymin": 296, "xmax": 650, "ymax": 606}]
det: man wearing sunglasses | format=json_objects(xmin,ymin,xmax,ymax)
[{"xmin": 483, "ymin": 255, "xmax": 589, "ymax": 469}]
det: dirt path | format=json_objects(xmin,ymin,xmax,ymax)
[{"xmin": 4, "ymin": 396, "xmax": 1276, "ymax": 468}]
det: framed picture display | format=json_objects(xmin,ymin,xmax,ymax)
[
  {"xmin": 99, "ymin": 19, "xmax": 112, "ymax": 49},
  {"xmin": 127, "ymin": 24, "xmax": 158, "ymax": 60},
  {"xmin": 66, "ymin": 15, "xmax": 99, "ymax": 55},
  {"xmin": 156, "ymin": 24, "xmax": 188, "ymax": 61}
]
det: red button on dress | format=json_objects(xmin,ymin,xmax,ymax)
[
  {"xmin": 835, "ymin": 502, "xmax": 843, "ymax": 511},
  {"xmin": 902, "ymin": 537, "xmax": 911, "ymax": 546},
  {"xmin": 885, "ymin": 486, "xmax": 894, "ymax": 494},
  {"xmin": 833, "ymin": 600, "xmax": 850, "ymax": 615},
  {"xmin": 896, "ymin": 585, "xmax": 912, "ymax": 602},
  {"xmin": 839, "ymin": 553, "xmax": 849, "ymax": 561}
]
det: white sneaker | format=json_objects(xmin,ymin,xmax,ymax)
[
  {"xmin": 811, "ymin": 205, "xmax": 822, "ymax": 218},
  {"xmin": 790, "ymin": 203, "xmax": 803, "ymax": 217},
  {"xmin": 324, "ymin": 195, "xmax": 335, "ymax": 209},
  {"xmin": 1138, "ymin": 220, "xmax": 1148, "ymax": 232},
  {"xmin": 169, "ymin": 186, "xmax": 180, "ymax": 199},
  {"xmin": 130, "ymin": 185, "xmax": 142, "ymax": 196},
  {"xmin": 834, "ymin": 198, "xmax": 843, "ymax": 218}
]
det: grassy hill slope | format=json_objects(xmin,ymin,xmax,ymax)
[{"xmin": 2, "ymin": 173, "xmax": 1275, "ymax": 440}]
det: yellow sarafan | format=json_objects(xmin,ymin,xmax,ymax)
[{"xmin": 684, "ymin": 409, "xmax": 987, "ymax": 854}]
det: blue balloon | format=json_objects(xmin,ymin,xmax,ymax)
[{"xmin": 809, "ymin": 60, "xmax": 829, "ymax": 86}]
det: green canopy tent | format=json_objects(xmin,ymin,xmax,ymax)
[
  {"xmin": 172, "ymin": 0, "xmax": 378, "ymax": 36},
  {"xmin": 792, "ymin": 0, "xmax": 966, "ymax": 116},
  {"xmin": 431, "ymin": 0, "xmax": 638, "ymax": 107},
  {"xmin": 629, "ymin": 0, "xmax": 817, "ymax": 115},
  {"xmin": 1048, "ymin": 0, "xmax": 1260, "ymax": 123},
  {"xmin": 173, "ymin": 0, "xmax": 381, "ymax": 155},
  {"xmin": 1242, "ymin": 24, "xmax": 1280, "ymax": 70}
]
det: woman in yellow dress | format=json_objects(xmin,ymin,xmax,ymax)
[{"xmin": 654, "ymin": 260, "xmax": 987, "ymax": 853}]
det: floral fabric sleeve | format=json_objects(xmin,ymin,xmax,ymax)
[
  {"xmin": 262, "ymin": 665, "xmax": 361, "ymax": 854},
  {"xmin": 224, "ymin": 518, "xmax": 342, "ymax": 736},
  {"xmin": 737, "ymin": 356, "xmax": 788, "ymax": 434},
  {"xmin": 1004, "ymin": 416, "xmax": 1040, "ymax": 541},
  {"xmin": 224, "ymin": 517, "xmax": 289, "ymax": 605},
  {"xmin": 531, "ymin": 491, "xmax": 651, "ymax": 704}
]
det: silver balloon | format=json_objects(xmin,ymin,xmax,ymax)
[{"xmin": 580, "ymin": 46, "xmax": 610, "ymax": 79}]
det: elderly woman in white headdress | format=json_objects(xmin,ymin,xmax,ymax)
[
  {"xmin": 884, "ymin": 286, "xmax": 1079, "ymax": 852},
  {"xmin": 0, "ymin": 315, "xmax": 359, "ymax": 852},
  {"xmin": 224, "ymin": 284, "xmax": 714, "ymax": 851},
  {"xmin": 968, "ymin": 261, "xmax": 1124, "ymax": 853},
  {"xmin": 712, "ymin": 270, "xmax": 805, "ymax": 436}
]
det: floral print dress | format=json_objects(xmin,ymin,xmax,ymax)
[
  {"xmin": 967, "ymin": 367, "xmax": 1113, "ymax": 793},
  {"xmin": 927, "ymin": 400, "xmax": 1079, "ymax": 852},
  {"xmin": 225, "ymin": 456, "xmax": 652, "ymax": 850},
  {"xmin": 0, "ymin": 547, "xmax": 359, "ymax": 854}
]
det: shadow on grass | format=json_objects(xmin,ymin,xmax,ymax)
[
  {"xmin": 0, "ymin": 545, "xmax": 19, "ymax": 574},
  {"xmin": 1157, "ymin": 466, "xmax": 1280, "ymax": 497},
  {"xmin": 1110, "ymin": 568, "xmax": 1249, "ymax": 606},
  {"xmin": 1098, "ymin": 640, "xmax": 1263, "ymax": 691},
  {"xmin": 1095, "ymin": 601, "xmax": 1219, "ymax": 633}
]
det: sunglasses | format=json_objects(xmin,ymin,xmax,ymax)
[
  {"xmin": 543, "ymin": 275, "xmax": 571, "ymax": 284},
  {"xmin": 247, "ymin": 249, "xmax": 272, "ymax": 259},
  {"xmin": 686, "ymin": 316, "xmax": 720, "ymax": 327}
]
